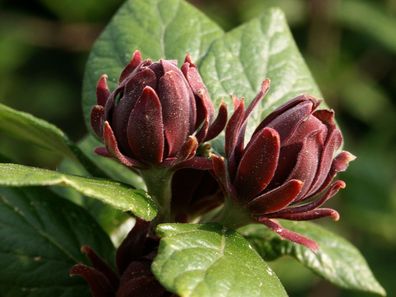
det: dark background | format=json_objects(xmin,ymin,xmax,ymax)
[{"xmin": 0, "ymin": 0, "xmax": 395, "ymax": 296}]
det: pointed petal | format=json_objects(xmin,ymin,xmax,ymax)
[
  {"xmin": 255, "ymin": 96, "xmax": 319, "ymax": 143},
  {"xmin": 269, "ymin": 208, "xmax": 340, "ymax": 221},
  {"xmin": 176, "ymin": 136, "xmax": 199, "ymax": 161},
  {"xmin": 258, "ymin": 218, "xmax": 319, "ymax": 251},
  {"xmin": 313, "ymin": 151, "xmax": 355, "ymax": 195},
  {"xmin": 306, "ymin": 127, "xmax": 342, "ymax": 196},
  {"xmin": 234, "ymin": 128, "xmax": 280, "ymax": 201},
  {"xmin": 158, "ymin": 71, "xmax": 192, "ymax": 156},
  {"xmin": 254, "ymin": 95, "xmax": 321, "ymax": 136},
  {"xmin": 248, "ymin": 179, "xmax": 303, "ymax": 215},
  {"xmin": 81, "ymin": 245, "xmax": 119, "ymax": 289},
  {"xmin": 225, "ymin": 98, "xmax": 245, "ymax": 176},
  {"xmin": 285, "ymin": 131, "xmax": 322, "ymax": 200},
  {"xmin": 205, "ymin": 101, "xmax": 228, "ymax": 141},
  {"xmin": 333, "ymin": 151, "xmax": 356, "ymax": 172},
  {"xmin": 103, "ymin": 121, "xmax": 143, "ymax": 168},
  {"xmin": 70, "ymin": 264, "xmax": 114, "ymax": 297},
  {"xmin": 112, "ymin": 68, "xmax": 157, "ymax": 153},
  {"xmin": 272, "ymin": 180, "xmax": 345, "ymax": 217},
  {"xmin": 127, "ymin": 86, "xmax": 164, "ymax": 164},
  {"xmin": 194, "ymin": 114, "xmax": 209, "ymax": 143},
  {"xmin": 96, "ymin": 74, "xmax": 110, "ymax": 106},
  {"xmin": 116, "ymin": 219, "xmax": 151, "ymax": 274},
  {"xmin": 181, "ymin": 59, "xmax": 214, "ymax": 124},
  {"xmin": 119, "ymin": 50, "xmax": 143, "ymax": 82},
  {"xmin": 211, "ymin": 154, "xmax": 231, "ymax": 194},
  {"xmin": 91, "ymin": 105, "xmax": 104, "ymax": 138},
  {"xmin": 243, "ymin": 79, "xmax": 270, "ymax": 123}
]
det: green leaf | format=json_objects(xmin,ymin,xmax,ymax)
[
  {"xmin": 153, "ymin": 223, "xmax": 288, "ymax": 297},
  {"xmin": 0, "ymin": 103, "xmax": 76, "ymax": 160},
  {"xmin": 0, "ymin": 163, "xmax": 157, "ymax": 221},
  {"xmin": 239, "ymin": 221, "xmax": 386, "ymax": 296},
  {"xmin": 82, "ymin": 0, "xmax": 223, "ymax": 128},
  {"xmin": 0, "ymin": 186, "xmax": 115, "ymax": 297},
  {"xmin": 199, "ymin": 8, "xmax": 321, "ymax": 135},
  {"xmin": 0, "ymin": 103, "xmax": 108, "ymax": 177},
  {"xmin": 55, "ymin": 148, "xmax": 132, "ymax": 240}
]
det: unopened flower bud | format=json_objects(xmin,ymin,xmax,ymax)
[{"xmin": 91, "ymin": 50, "xmax": 227, "ymax": 170}]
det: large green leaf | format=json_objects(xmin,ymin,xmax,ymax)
[
  {"xmin": 0, "ymin": 163, "xmax": 157, "ymax": 221},
  {"xmin": 153, "ymin": 223, "xmax": 288, "ymax": 297},
  {"xmin": 0, "ymin": 186, "xmax": 115, "ymax": 297},
  {"xmin": 0, "ymin": 103, "xmax": 107, "ymax": 177},
  {"xmin": 0, "ymin": 103, "xmax": 76, "ymax": 160},
  {"xmin": 82, "ymin": 0, "xmax": 224, "ymax": 128},
  {"xmin": 239, "ymin": 221, "xmax": 386, "ymax": 296},
  {"xmin": 199, "ymin": 8, "xmax": 321, "ymax": 137}
]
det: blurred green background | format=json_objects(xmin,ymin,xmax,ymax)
[{"xmin": 0, "ymin": 0, "xmax": 395, "ymax": 296}]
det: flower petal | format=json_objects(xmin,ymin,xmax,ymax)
[
  {"xmin": 269, "ymin": 208, "xmax": 340, "ymax": 221},
  {"xmin": 91, "ymin": 105, "xmax": 104, "ymax": 138},
  {"xmin": 112, "ymin": 68, "xmax": 157, "ymax": 153},
  {"xmin": 313, "ymin": 151, "xmax": 356, "ymax": 195},
  {"xmin": 306, "ymin": 127, "xmax": 342, "ymax": 196},
  {"xmin": 225, "ymin": 98, "xmax": 245, "ymax": 176},
  {"xmin": 258, "ymin": 218, "xmax": 319, "ymax": 251},
  {"xmin": 119, "ymin": 50, "xmax": 143, "ymax": 83},
  {"xmin": 127, "ymin": 86, "xmax": 165, "ymax": 164},
  {"xmin": 103, "ymin": 121, "xmax": 142, "ymax": 168},
  {"xmin": 81, "ymin": 245, "xmax": 119, "ymax": 289},
  {"xmin": 176, "ymin": 136, "xmax": 199, "ymax": 161},
  {"xmin": 234, "ymin": 127, "xmax": 280, "ymax": 201},
  {"xmin": 182, "ymin": 56, "xmax": 214, "ymax": 126},
  {"xmin": 70, "ymin": 264, "xmax": 115, "ymax": 297},
  {"xmin": 255, "ymin": 96, "xmax": 319, "ymax": 143},
  {"xmin": 285, "ymin": 131, "xmax": 322, "ymax": 200},
  {"xmin": 158, "ymin": 70, "xmax": 192, "ymax": 156},
  {"xmin": 96, "ymin": 74, "xmax": 110, "ymax": 106},
  {"xmin": 205, "ymin": 101, "xmax": 228, "ymax": 141},
  {"xmin": 271, "ymin": 180, "xmax": 345, "ymax": 216},
  {"xmin": 248, "ymin": 179, "xmax": 303, "ymax": 215}
]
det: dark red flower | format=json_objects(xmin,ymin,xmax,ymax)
[
  {"xmin": 212, "ymin": 80, "xmax": 355, "ymax": 249},
  {"xmin": 70, "ymin": 219, "xmax": 176, "ymax": 297},
  {"xmin": 91, "ymin": 50, "xmax": 227, "ymax": 170}
]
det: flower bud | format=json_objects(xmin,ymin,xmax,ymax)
[
  {"xmin": 70, "ymin": 219, "xmax": 175, "ymax": 297},
  {"xmin": 91, "ymin": 50, "xmax": 227, "ymax": 170},
  {"xmin": 212, "ymin": 80, "xmax": 356, "ymax": 249}
]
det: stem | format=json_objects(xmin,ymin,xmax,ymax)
[
  {"xmin": 211, "ymin": 196, "xmax": 253, "ymax": 229},
  {"xmin": 139, "ymin": 168, "xmax": 174, "ymax": 223}
]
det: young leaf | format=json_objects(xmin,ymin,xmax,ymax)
[
  {"xmin": 0, "ymin": 187, "xmax": 115, "ymax": 297},
  {"xmin": 153, "ymin": 223, "xmax": 288, "ymax": 297},
  {"xmin": 239, "ymin": 221, "xmax": 386, "ymax": 296},
  {"xmin": 82, "ymin": 0, "xmax": 224, "ymax": 129},
  {"xmin": 199, "ymin": 8, "xmax": 321, "ymax": 133},
  {"xmin": 0, "ymin": 163, "xmax": 157, "ymax": 221}
]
